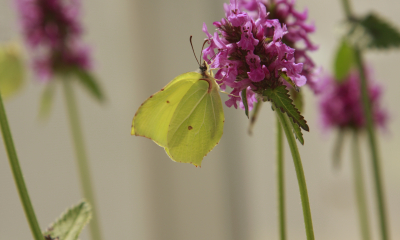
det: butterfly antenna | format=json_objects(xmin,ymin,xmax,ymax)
[
  {"xmin": 190, "ymin": 36, "xmax": 201, "ymax": 66},
  {"xmin": 199, "ymin": 39, "xmax": 208, "ymax": 64}
]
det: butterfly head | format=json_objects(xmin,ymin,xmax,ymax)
[{"xmin": 200, "ymin": 61, "xmax": 211, "ymax": 77}]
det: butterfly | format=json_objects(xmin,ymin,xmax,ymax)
[{"xmin": 131, "ymin": 58, "xmax": 224, "ymax": 167}]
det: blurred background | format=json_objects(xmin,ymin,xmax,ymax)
[{"xmin": 0, "ymin": 0, "xmax": 399, "ymax": 239}]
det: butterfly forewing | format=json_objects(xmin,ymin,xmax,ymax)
[
  {"xmin": 132, "ymin": 72, "xmax": 201, "ymax": 147},
  {"xmin": 167, "ymin": 79, "xmax": 224, "ymax": 166}
]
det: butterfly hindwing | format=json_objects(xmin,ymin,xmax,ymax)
[
  {"xmin": 167, "ymin": 79, "xmax": 224, "ymax": 166},
  {"xmin": 132, "ymin": 72, "xmax": 201, "ymax": 147}
]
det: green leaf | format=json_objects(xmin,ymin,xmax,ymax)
[
  {"xmin": 0, "ymin": 43, "xmax": 24, "ymax": 99},
  {"xmin": 286, "ymin": 112, "xmax": 304, "ymax": 145},
  {"xmin": 43, "ymin": 200, "xmax": 92, "ymax": 240},
  {"xmin": 71, "ymin": 68, "xmax": 104, "ymax": 102},
  {"xmin": 241, "ymin": 88, "xmax": 249, "ymax": 118},
  {"xmin": 39, "ymin": 84, "xmax": 55, "ymax": 119},
  {"xmin": 360, "ymin": 13, "xmax": 400, "ymax": 49},
  {"xmin": 289, "ymin": 88, "xmax": 303, "ymax": 112},
  {"xmin": 279, "ymin": 72, "xmax": 299, "ymax": 92},
  {"xmin": 263, "ymin": 85, "xmax": 309, "ymax": 131},
  {"xmin": 334, "ymin": 39, "xmax": 355, "ymax": 81},
  {"xmin": 248, "ymin": 100, "xmax": 262, "ymax": 135}
]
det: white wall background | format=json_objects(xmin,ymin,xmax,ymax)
[{"xmin": 0, "ymin": 0, "xmax": 399, "ymax": 239}]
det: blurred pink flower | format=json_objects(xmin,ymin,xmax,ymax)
[
  {"xmin": 16, "ymin": 0, "xmax": 91, "ymax": 81},
  {"xmin": 318, "ymin": 69, "xmax": 387, "ymax": 130}
]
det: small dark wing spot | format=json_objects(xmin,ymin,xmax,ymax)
[
  {"xmin": 161, "ymin": 88, "xmax": 164, "ymax": 91},
  {"xmin": 188, "ymin": 126, "xmax": 193, "ymax": 130},
  {"xmin": 166, "ymin": 100, "xmax": 170, "ymax": 103},
  {"xmin": 149, "ymin": 95, "xmax": 153, "ymax": 98}
]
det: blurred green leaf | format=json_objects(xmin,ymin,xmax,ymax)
[
  {"xmin": 39, "ymin": 84, "xmax": 55, "ymax": 119},
  {"xmin": 43, "ymin": 200, "xmax": 92, "ymax": 240},
  {"xmin": 360, "ymin": 13, "xmax": 400, "ymax": 49},
  {"xmin": 263, "ymin": 85, "xmax": 309, "ymax": 132},
  {"xmin": 334, "ymin": 39, "xmax": 355, "ymax": 82},
  {"xmin": 0, "ymin": 43, "xmax": 24, "ymax": 99},
  {"xmin": 71, "ymin": 68, "xmax": 104, "ymax": 102}
]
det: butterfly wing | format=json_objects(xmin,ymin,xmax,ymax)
[
  {"xmin": 167, "ymin": 78, "xmax": 224, "ymax": 167},
  {"xmin": 132, "ymin": 72, "xmax": 201, "ymax": 147}
]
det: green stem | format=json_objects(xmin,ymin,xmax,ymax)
[
  {"xmin": 339, "ymin": 0, "xmax": 389, "ymax": 237},
  {"xmin": 351, "ymin": 130, "xmax": 371, "ymax": 240},
  {"xmin": 275, "ymin": 107, "xmax": 315, "ymax": 240},
  {"xmin": 276, "ymin": 117, "xmax": 286, "ymax": 240},
  {"xmin": 62, "ymin": 79, "xmax": 103, "ymax": 240},
  {"xmin": 354, "ymin": 47, "xmax": 389, "ymax": 240},
  {"xmin": 341, "ymin": 0, "xmax": 353, "ymax": 19},
  {"xmin": 0, "ymin": 92, "xmax": 44, "ymax": 240},
  {"xmin": 333, "ymin": 130, "xmax": 345, "ymax": 168}
]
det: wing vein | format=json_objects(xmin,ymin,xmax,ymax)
[
  {"xmin": 169, "ymin": 89, "xmax": 208, "ymax": 141},
  {"xmin": 195, "ymin": 97, "xmax": 207, "ymax": 136},
  {"xmin": 210, "ymin": 93, "xmax": 217, "ymax": 131}
]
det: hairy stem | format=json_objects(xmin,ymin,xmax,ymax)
[
  {"xmin": 0, "ymin": 92, "xmax": 44, "ymax": 240},
  {"xmin": 276, "ymin": 117, "xmax": 286, "ymax": 240},
  {"xmin": 354, "ymin": 48, "xmax": 389, "ymax": 240},
  {"xmin": 62, "ymin": 79, "xmax": 103, "ymax": 240},
  {"xmin": 351, "ymin": 130, "xmax": 371, "ymax": 240},
  {"xmin": 339, "ymin": 0, "xmax": 389, "ymax": 238},
  {"xmin": 275, "ymin": 107, "xmax": 315, "ymax": 240}
]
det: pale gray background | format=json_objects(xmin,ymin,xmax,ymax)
[{"xmin": 0, "ymin": 0, "xmax": 399, "ymax": 239}]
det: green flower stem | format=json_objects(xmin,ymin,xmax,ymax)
[
  {"xmin": 62, "ymin": 79, "xmax": 103, "ymax": 240},
  {"xmin": 354, "ymin": 47, "xmax": 389, "ymax": 240},
  {"xmin": 276, "ymin": 116, "xmax": 286, "ymax": 240},
  {"xmin": 351, "ymin": 130, "xmax": 371, "ymax": 240},
  {"xmin": 340, "ymin": 0, "xmax": 389, "ymax": 238},
  {"xmin": 275, "ymin": 107, "xmax": 315, "ymax": 240},
  {"xmin": 0, "ymin": 92, "xmax": 44, "ymax": 240},
  {"xmin": 341, "ymin": 0, "xmax": 353, "ymax": 20}
]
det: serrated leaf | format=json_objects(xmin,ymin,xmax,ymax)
[
  {"xmin": 0, "ymin": 43, "xmax": 24, "ymax": 99},
  {"xmin": 39, "ymin": 84, "xmax": 55, "ymax": 119},
  {"xmin": 286, "ymin": 113, "xmax": 304, "ymax": 145},
  {"xmin": 241, "ymin": 88, "xmax": 249, "ymax": 118},
  {"xmin": 289, "ymin": 88, "xmax": 303, "ymax": 112},
  {"xmin": 360, "ymin": 13, "xmax": 400, "ymax": 49},
  {"xmin": 71, "ymin": 68, "xmax": 104, "ymax": 102},
  {"xmin": 334, "ymin": 39, "xmax": 355, "ymax": 81},
  {"xmin": 262, "ymin": 85, "xmax": 309, "ymax": 131},
  {"xmin": 44, "ymin": 200, "xmax": 92, "ymax": 240},
  {"xmin": 248, "ymin": 100, "xmax": 262, "ymax": 135}
]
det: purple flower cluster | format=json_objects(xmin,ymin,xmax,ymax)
[
  {"xmin": 16, "ymin": 0, "xmax": 90, "ymax": 81},
  {"xmin": 203, "ymin": 0, "xmax": 308, "ymax": 110},
  {"xmin": 319, "ymin": 70, "xmax": 387, "ymax": 130},
  {"xmin": 241, "ymin": 0, "xmax": 318, "ymax": 92}
]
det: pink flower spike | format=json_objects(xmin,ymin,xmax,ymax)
[
  {"xmin": 318, "ymin": 69, "xmax": 388, "ymax": 130},
  {"xmin": 16, "ymin": 0, "xmax": 91, "ymax": 81},
  {"xmin": 226, "ymin": 0, "xmax": 249, "ymax": 26},
  {"xmin": 238, "ymin": 22, "xmax": 259, "ymax": 51},
  {"xmin": 202, "ymin": 0, "xmax": 310, "ymax": 110}
]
